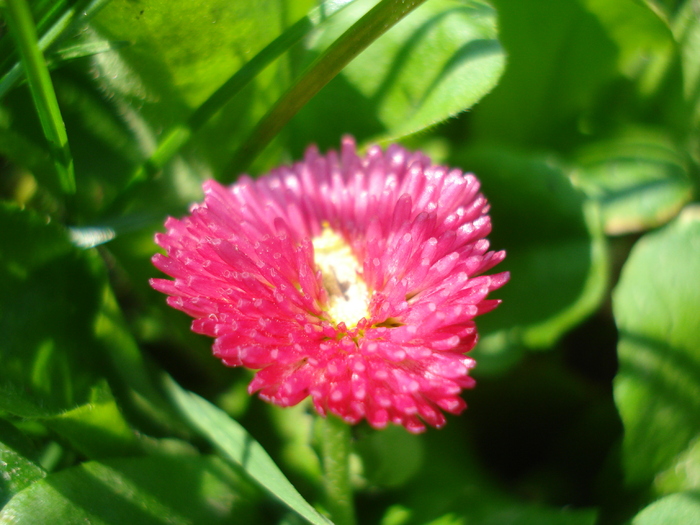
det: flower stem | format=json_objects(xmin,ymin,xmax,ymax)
[{"xmin": 320, "ymin": 414, "xmax": 356, "ymax": 525}]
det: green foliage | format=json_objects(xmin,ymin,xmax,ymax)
[
  {"xmin": 1, "ymin": 0, "xmax": 699, "ymax": 523},
  {"xmin": 0, "ymin": 455, "xmax": 260, "ymax": 524},
  {"xmin": 164, "ymin": 375, "xmax": 332, "ymax": 525},
  {"xmin": 630, "ymin": 492, "xmax": 700, "ymax": 525},
  {"xmin": 613, "ymin": 206, "xmax": 700, "ymax": 487}
]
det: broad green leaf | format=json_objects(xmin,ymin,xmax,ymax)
[
  {"xmin": 470, "ymin": 0, "xmax": 618, "ymax": 149},
  {"xmin": 0, "ymin": 455, "xmax": 260, "ymax": 524},
  {"xmin": 0, "ymin": 203, "xmax": 104, "ymax": 413},
  {"xmin": 123, "ymin": 0, "xmax": 356, "ymax": 188},
  {"xmin": 582, "ymin": 0, "xmax": 675, "ymax": 94},
  {"xmin": 163, "ymin": 376, "xmax": 332, "ymax": 525},
  {"xmin": 571, "ymin": 127, "xmax": 694, "ymax": 234},
  {"xmin": 613, "ymin": 205, "xmax": 700, "ymax": 486},
  {"xmin": 0, "ymin": 421, "xmax": 46, "ymax": 507},
  {"xmin": 290, "ymin": 0, "xmax": 504, "ymax": 154},
  {"xmin": 631, "ymin": 492, "xmax": 700, "ymax": 525},
  {"xmin": 90, "ymin": 0, "xmax": 314, "ymax": 165},
  {"xmin": 456, "ymin": 148, "xmax": 608, "ymax": 359}
]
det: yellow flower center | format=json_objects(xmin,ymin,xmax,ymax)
[{"xmin": 312, "ymin": 225, "xmax": 370, "ymax": 328}]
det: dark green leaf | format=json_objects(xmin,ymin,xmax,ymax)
[
  {"xmin": 470, "ymin": 0, "xmax": 618, "ymax": 149},
  {"xmin": 354, "ymin": 425, "xmax": 424, "ymax": 488},
  {"xmin": 582, "ymin": 0, "xmax": 675, "ymax": 95},
  {"xmin": 613, "ymin": 205, "xmax": 700, "ymax": 487},
  {"xmin": 0, "ymin": 203, "xmax": 104, "ymax": 413},
  {"xmin": 0, "ymin": 455, "xmax": 260, "ymax": 524},
  {"xmin": 163, "ymin": 376, "xmax": 332, "ymax": 525},
  {"xmin": 395, "ymin": 418, "xmax": 598, "ymax": 525},
  {"xmin": 456, "ymin": 148, "xmax": 608, "ymax": 362}
]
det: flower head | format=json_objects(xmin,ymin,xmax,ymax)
[{"xmin": 151, "ymin": 136, "xmax": 508, "ymax": 433}]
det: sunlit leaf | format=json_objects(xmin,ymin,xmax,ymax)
[
  {"xmin": 0, "ymin": 455, "xmax": 260, "ymax": 524},
  {"xmin": 0, "ymin": 421, "xmax": 46, "ymax": 507},
  {"xmin": 672, "ymin": 0, "xmax": 700, "ymax": 128},
  {"xmin": 42, "ymin": 380, "xmax": 141, "ymax": 459},
  {"xmin": 290, "ymin": 0, "xmax": 504, "ymax": 153},
  {"xmin": 571, "ymin": 127, "xmax": 694, "ymax": 234},
  {"xmin": 90, "ymin": 0, "xmax": 315, "ymax": 130},
  {"xmin": 163, "ymin": 376, "xmax": 332, "ymax": 525},
  {"xmin": 613, "ymin": 205, "xmax": 700, "ymax": 487},
  {"xmin": 631, "ymin": 492, "xmax": 700, "ymax": 525}
]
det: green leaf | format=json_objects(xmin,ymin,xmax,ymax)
[
  {"xmin": 42, "ymin": 380, "xmax": 141, "ymax": 459},
  {"xmin": 631, "ymin": 492, "xmax": 700, "ymax": 525},
  {"xmin": 0, "ymin": 203, "xmax": 104, "ymax": 413},
  {"xmin": 122, "ymin": 0, "xmax": 355, "ymax": 188},
  {"xmin": 289, "ymin": 0, "xmax": 505, "ymax": 153},
  {"xmin": 456, "ymin": 148, "xmax": 608, "ymax": 360},
  {"xmin": 470, "ymin": 0, "xmax": 618, "ymax": 149},
  {"xmin": 0, "ymin": 455, "xmax": 260, "ymax": 524},
  {"xmin": 163, "ymin": 376, "xmax": 332, "ymax": 525},
  {"xmin": 672, "ymin": 0, "xmax": 700, "ymax": 128},
  {"xmin": 613, "ymin": 205, "xmax": 700, "ymax": 487},
  {"xmin": 571, "ymin": 127, "xmax": 694, "ymax": 235},
  {"xmin": 655, "ymin": 437, "xmax": 700, "ymax": 494},
  {"xmin": 582, "ymin": 0, "xmax": 675, "ymax": 94},
  {"xmin": 396, "ymin": 419, "xmax": 598, "ymax": 525},
  {"xmin": 229, "ymin": 0, "xmax": 431, "ymax": 172},
  {"xmin": 0, "ymin": 0, "xmax": 113, "ymax": 100},
  {"xmin": 90, "ymin": 0, "xmax": 315, "ymax": 128},
  {"xmin": 0, "ymin": 421, "xmax": 46, "ymax": 507}
]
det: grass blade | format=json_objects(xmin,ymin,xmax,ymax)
[
  {"xmin": 225, "ymin": 0, "xmax": 428, "ymax": 177},
  {"xmin": 163, "ymin": 375, "xmax": 333, "ymax": 525},
  {"xmin": 0, "ymin": 0, "xmax": 113, "ymax": 101},
  {"xmin": 4, "ymin": 0, "xmax": 75, "ymax": 194}
]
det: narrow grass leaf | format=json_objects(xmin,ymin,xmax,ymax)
[{"xmin": 163, "ymin": 375, "xmax": 333, "ymax": 525}]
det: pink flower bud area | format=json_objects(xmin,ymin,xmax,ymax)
[{"xmin": 151, "ymin": 136, "xmax": 508, "ymax": 433}]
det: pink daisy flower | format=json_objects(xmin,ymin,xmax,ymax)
[{"xmin": 151, "ymin": 136, "xmax": 508, "ymax": 433}]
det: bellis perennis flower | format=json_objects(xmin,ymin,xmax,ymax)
[{"xmin": 151, "ymin": 136, "xmax": 508, "ymax": 433}]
